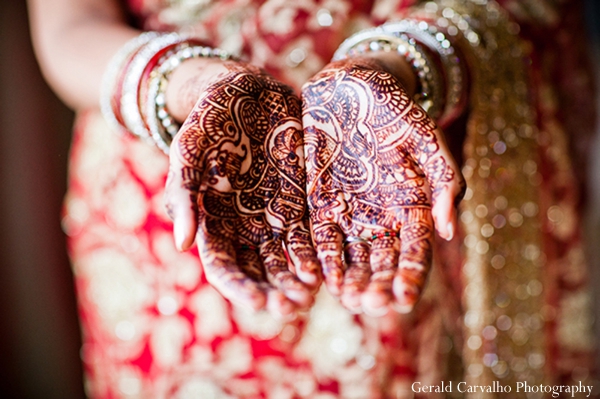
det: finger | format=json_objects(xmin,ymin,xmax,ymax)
[
  {"xmin": 238, "ymin": 245, "xmax": 297, "ymax": 319},
  {"xmin": 166, "ymin": 128, "xmax": 207, "ymax": 251},
  {"xmin": 362, "ymin": 232, "xmax": 400, "ymax": 316},
  {"xmin": 393, "ymin": 207, "xmax": 433, "ymax": 313},
  {"xmin": 235, "ymin": 245, "xmax": 297, "ymax": 318},
  {"xmin": 197, "ymin": 215, "xmax": 267, "ymax": 311},
  {"xmin": 235, "ymin": 243, "xmax": 265, "ymax": 282},
  {"xmin": 405, "ymin": 106, "xmax": 464, "ymax": 241},
  {"xmin": 285, "ymin": 225, "xmax": 322, "ymax": 289},
  {"xmin": 164, "ymin": 165, "xmax": 201, "ymax": 251},
  {"xmin": 312, "ymin": 224, "xmax": 345, "ymax": 296},
  {"xmin": 430, "ymin": 181, "xmax": 462, "ymax": 241},
  {"xmin": 426, "ymin": 128, "xmax": 464, "ymax": 242},
  {"xmin": 266, "ymin": 288, "xmax": 297, "ymax": 319},
  {"xmin": 340, "ymin": 238, "xmax": 371, "ymax": 313},
  {"xmin": 260, "ymin": 236, "xmax": 313, "ymax": 309},
  {"xmin": 266, "ymin": 116, "xmax": 321, "ymax": 288}
]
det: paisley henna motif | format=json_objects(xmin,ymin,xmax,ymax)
[
  {"xmin": 168, "ymin": 62, "xmax": 320, "ymax": 313},
  {"xmin": 302, "ymin": 59, "xmax": 463, "ymax": 314}
]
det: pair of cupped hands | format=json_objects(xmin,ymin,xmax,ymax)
[{"xmin": 164, "ymin": 55, "xmax": 465, "ymax": 318}]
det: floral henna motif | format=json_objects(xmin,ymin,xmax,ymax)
[
  {"xmin": 302, "ymin": 59, "xmax": 462, "ymax": 313},
  {"xmin": 169, "ymin": 62, "xmax": 319, "ymax": 311}
]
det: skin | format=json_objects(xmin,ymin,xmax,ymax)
[
  {"xmin": 28, "ymin": 0, "xmax": 321, "ymax": 317},
  {"xmin": 164, "ymin": 62, "xmax": 321, "ymax": 316},
  {"xmin": 28, "ymin": 0, "xmax": 464, "ymax": 316},
  {"xmin": 302, "ymin": 58, "xmax": 464, "ymax": 315},
  {"xmin": 27, "ymin": 0, "xmax": 215, "ymax": 122}
]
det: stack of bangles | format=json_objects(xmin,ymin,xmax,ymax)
[
  {"xmin": 100, "ymin": 32, "xmax": 235, "ymax": 154},
  {"xmin": 101, "ymin": 17, "xmax": 468, "ymax": 152},
  {"xmin": 333, "ymin": 18, "xmax": 468, "ymax": 126}
]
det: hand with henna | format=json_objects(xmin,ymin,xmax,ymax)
[
  {"xmin": 165, "ymin": 61, "xmax": 321, "ymax": 317},
  {"xmin": 302, "ymin": 58, "xmax": 465, "ymax": 316}
]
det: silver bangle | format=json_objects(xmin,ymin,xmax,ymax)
[
  {"xmin": 381, "ymin": 19, "xmax": 465, "ymax": 126},
  {"xmin": 334, "ymin": 19, "xmax": 469, "ymax": 124},
  {"xmin": 333, "ymin": 26, "xmax": 443, "ymax": 118},
  {"xmin": 100, "ymin": 31, "xmax": 161, "ymax": 135},
  {"xmin": 120, "ymin": 33, "xmax": 188, "ymax": 142}
]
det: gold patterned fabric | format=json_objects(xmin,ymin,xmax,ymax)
[{"xmin": 429, "ymin": 0, "xmax": 548, "ymax": 391}]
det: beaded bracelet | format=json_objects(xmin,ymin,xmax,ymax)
[
  {"xmin": 333, "ymin": 27, "xmax": 443, "ymax": 118},
  {"xmin": 334, "ymin": 19, "xmax": 468, "ymax": 125},
  {"xmin": 145, "ymin": 44, "xmax": 234, "ymax": 153},
  {"xmin": 381, "ymin": 19, "xmax": 466, "ymax": 126}
]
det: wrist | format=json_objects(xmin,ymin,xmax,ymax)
[
  {"xmin": 100, "ymin": 32, "xmax": 235, "ymax": 154},
  {"xmin": 332, "ymin": 29, "xmax": 443, "ymax": 119},
  {"xmin": 359, "ymin": 51, "xmax": 417, "ymax": 97},
  {"xmin": 332, "ymin": 21, "xmax": 469, "ymax": 126},
  {"xmin": 165, "ymin": 57, "xmax": 229, "ymax": 123}
]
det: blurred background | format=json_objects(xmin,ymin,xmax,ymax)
[
  {"xmin": 0, "ymin": 0, "xmax": 599, "ymax": 398},
  {"xmin": 0, "ymin": 0, "xmax": 83, "ymax": 397}
]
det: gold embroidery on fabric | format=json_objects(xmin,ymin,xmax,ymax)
[
  {"xmin": 295, "ymin": 288, "xmax": 366, "ymax": 378},
  {"xmin": 417, "ymin": 1, "xmax": 544, "ymax": 395},
  {"xmin": 160, "ymin": 0, "xmax": 215, "ymax": 26}
]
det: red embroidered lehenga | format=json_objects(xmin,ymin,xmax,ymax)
[{"xmin": 62, "ymin": 0, "xmax": 597, "ymax": 397}]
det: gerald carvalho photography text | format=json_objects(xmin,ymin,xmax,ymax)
[{"xmin": 412, "ymin": 381, "xmax": 594, "ymax": 398}]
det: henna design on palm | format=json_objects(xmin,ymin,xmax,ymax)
[
  {"xmin": 166, "ymin": 62, "xmax": 320, "ymax": 315},
  {"xmin": 302, "ymin": 59, "xmax": 464, "ymax": 315}
]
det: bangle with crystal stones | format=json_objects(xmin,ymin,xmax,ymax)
[
  {"xmin": 333, "ymin": 26, "xmax": 443, "ymax": 118},
  {"xmin": 145, "ymin": 44, "xmax": 235, "ymax": 153}
]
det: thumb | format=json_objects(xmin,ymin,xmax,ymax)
[
  {"xmin": 427, "ymin": 128, "xmax": 464, "ymax": 241},
  {"xmin": 431, "ymin": 184, "xmax": 461, "ymax": 241},
  {"xmin": 164, "ymin": 133, "xmax": 204, "ymax": 251},
  {"xmin": 406, "ymin": 110, "xmax": 464, "ymax": 241}
]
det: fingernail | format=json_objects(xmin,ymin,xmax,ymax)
[
  {"xmin": 326, "ymin": 273, "xmax": 342, "ymax": 296},
  {"xmin": 299, "ymin": 264, "xmax": 319, "ymax": 286},
  {"xmin": 363, "ymin": 304, "xmax": 389, "ymax": 317},
  {"xmin": 174, "ymin": 219, "xmax": 185, "ymax": 251},
  {"xmin": 393, "ymin": 291, "xmax": 416, "ymax": 314},
  {"xmin": 393, "ymin": 302, "xmax": 414, "ymax": 314},
  {"xmin": 446, "ymin": 222, "xmax": 455, "ymax": 241},
  {"xmin": 285, "ymin": 287, "xmax": 311, "ymax": 304}
]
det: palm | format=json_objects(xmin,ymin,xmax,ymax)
[
  {"xmin": 167, "ymin": 62, "xmax": 320, "ymax": 315},
  {"xmin": 302, "ymin": 59, "xmax": 463, "ymax": 315}
]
